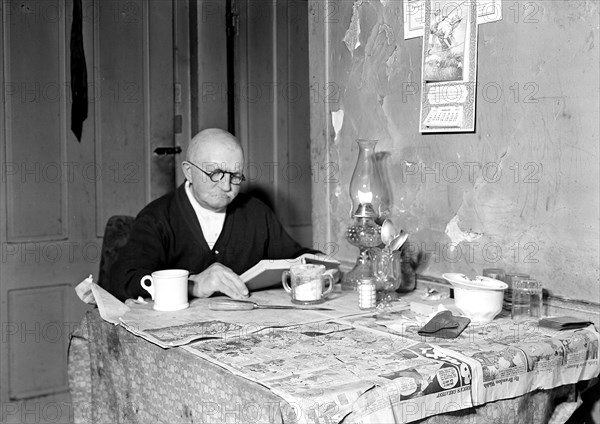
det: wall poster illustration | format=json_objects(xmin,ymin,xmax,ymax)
[
  {"xmin": 404, "ymin": 0, "xmax": 502, "ymax": 40},
  {"xmin": 419, "ymin": 0, "xmax": 479, "ymax": 132}
]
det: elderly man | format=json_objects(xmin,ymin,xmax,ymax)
[{"xmin": 105, "ymin": 128, "xmax": 316, "ymax": 301}]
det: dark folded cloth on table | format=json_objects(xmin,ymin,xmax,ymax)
[
  {"xmin": 418, "ymin": 310, "xmax": 470, "ymax": 339},
  {"xmin": 539, "ymin": 316, "xmax": 593, "ymax": 331}
]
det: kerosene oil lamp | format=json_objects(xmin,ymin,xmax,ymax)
[{"xmin": 341, "ymin": 139, "xmax": 386, "ymax": 290}]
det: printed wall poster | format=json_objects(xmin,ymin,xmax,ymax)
[
  {"xmin": 419, "ymin": 0, "xmax": 479, "ymax": 132},
  {"xmin": 403, "ymin": 0, "xmax": 502, "ymax": 40}
]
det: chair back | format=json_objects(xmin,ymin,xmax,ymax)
[{"xmin": 98, "ymin": 215, "xmax": 134, "ymax": 288}]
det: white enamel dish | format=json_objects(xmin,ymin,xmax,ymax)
[
  {"xmin": 442, "ymin": 273, "xmax": 508, "ymax": 291},
  {"xmin": 442, "ymin": 273, "xmax": 508, "ymax": 323}
]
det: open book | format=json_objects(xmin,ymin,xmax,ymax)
[{"xmin": 242, "ymin": 253, "xmax": 340, "ymax": 291}]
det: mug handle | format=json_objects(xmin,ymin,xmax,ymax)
[
  {"xmin": 140, "ymin": 275, "xmax": 155, "ymax": 300},
  {"xmin": 322, "ymin": 273, "xmax": 334, "ymax": 298},
  {"xmin": 281, "ymin": 271, "xmax": 292, "ymax": 293}
]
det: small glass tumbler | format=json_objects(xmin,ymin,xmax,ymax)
[
  {"xmin": 511, "ymin": 278, "xmax": 543, "ymax": 320},
  {"xmin": 503, "ymin": 272, "xmax": 530, "ymax": 313}
]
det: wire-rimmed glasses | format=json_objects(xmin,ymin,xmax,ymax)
[{"xmin": 186, "ymin": 161, "xmax": 246, "ymax": 185}]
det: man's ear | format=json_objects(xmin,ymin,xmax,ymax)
[{"xmin": 181, "ymin": 161, "xmax": 193, "ymax": 183}]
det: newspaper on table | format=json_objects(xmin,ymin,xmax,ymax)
[
  {"xmin": 184, "ymin": 310, "xmax": 599, "ymax": 424},
  {"xmin": 74, "ymin": 275, "xmax": 406, "ymax": 348},
  {"xmin": 75, "ymin": 276, "xmax": 599, "ymax": 423},
  {"xmin": 186, "ymin": 321, "xmax": 476, "ymax": 424},
  {"xmin": 361, "ymin": 310, "xmax": 600, "ymax": 408}
]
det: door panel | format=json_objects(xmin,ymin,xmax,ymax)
[
  {"xmin": 149, "ymin": 0, "xmax": 176, "ymax": 198},
  {"xmin": 1, "ymin": 0, "xmax": 81, "ymax": 400},
  {"xmin": 234, "ymin": 0, "xmax": 313, "ymax": 248},
  {"xmin": 95, "ymin": 0, "xmax": 149, "ymax": 235},
  {"xmin": 0, "ymin": 0, "xmax": 175, "ymax": 401},
  {"xmin": 8, "ymin": 285, "xmax": 70, "ymax": 398},
  {"xmin": 4, "ymin": 0, "xmax": 67, "ymax": 242},
  {"xmin": 189, "ymin": 0, "xmax": 229, "ymax": 135}
]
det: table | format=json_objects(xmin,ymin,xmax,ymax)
[{"xmin": 68, "ymin": 288, "xmax": 599, "ymax": 424}]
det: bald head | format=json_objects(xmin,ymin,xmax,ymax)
[
  {"xmin": 182, "ymin": 129, "xmax": 245, "ymax": 212},
  {"xmin": 187, "ymin": 129, "xmax": 243, "ymax": 163}
]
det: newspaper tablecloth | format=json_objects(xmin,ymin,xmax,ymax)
[
  {"xmin": 69, "ymin": 277, "xmax": 600, "ymax": 423},
  {"xmin": 75, "ymin": 276, "xmax": 393, "ymax": 348}
]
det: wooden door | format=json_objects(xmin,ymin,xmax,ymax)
[
  {"xmin": 0, "ymin": 0, "xmax": 175, "ymax": 401},
  {"xmin": 233, "ymin": 0, "xmax": 313, "ymax": 248}
]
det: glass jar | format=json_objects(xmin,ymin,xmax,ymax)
[
  {"xmin": 503, "ymin": 272, "xmax": 530, "ymax": 313},
  {"xmin": 372, "ymin": 248, "xmax": 401, "ymax": 303},
  {"xmin": 511, "ymin": 278, "xmax": 543, "ymax": 320}
]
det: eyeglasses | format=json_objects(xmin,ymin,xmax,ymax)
[{"xmin": 186, "ymin": 161, "xmax": 246, "ymax": 185}]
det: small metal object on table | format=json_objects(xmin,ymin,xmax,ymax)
[{"xmin": 208, "ymin": 298, "xmax": 334, "ymax": 311}]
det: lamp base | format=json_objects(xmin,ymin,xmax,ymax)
[{"xmin": 341, "ymin": 249, "xmax": 373, "ymax": 291}]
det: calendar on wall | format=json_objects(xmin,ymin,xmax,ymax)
[
  {"xmin": 422, "ymin": 105, "xmax": 464, "ymax": 128},
  {"xmin": 419, "ymin": 0, "xmax": 479, "ymax": 133}
]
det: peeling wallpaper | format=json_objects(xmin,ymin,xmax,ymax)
[{"xmin": 312, "ymin": 0, "xmax": 599, "ymax": 302}]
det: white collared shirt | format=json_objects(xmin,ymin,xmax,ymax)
[{"xmin": 184, "ymin": 181, "xmax": 226, "ymax": 250}]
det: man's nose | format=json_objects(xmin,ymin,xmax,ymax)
[{"xmin": 217, "ymin": 174, "xmax": 233, "ymax": 191}]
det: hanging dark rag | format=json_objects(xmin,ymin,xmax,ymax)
[
  {"xmin": 70, "ymin": 0, "xmax": 88, "ymax": 141},
  {"xmin": 418, "ymin": 310, "xmax": 470, "ymax": 339}
]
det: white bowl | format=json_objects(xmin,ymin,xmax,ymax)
[{"xmin": 442, "ymin": 273, "xmax": 508, "ymax": 323}]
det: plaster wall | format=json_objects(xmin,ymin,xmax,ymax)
[{"xmin": 310, "ymin": 0, "xmax": 599, "ymax": 303}]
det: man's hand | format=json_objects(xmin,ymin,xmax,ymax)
[{"xmin": 188, "ymin": 263, "xmax": 249, "ymax": 299}]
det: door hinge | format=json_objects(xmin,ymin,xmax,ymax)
[
  {"xmin": 174, "ymin": 82, "xmax": 182, "ymax": 104},
  {"xmin": 226, "ymin": 2, "xmax": 239, "ymax": 37},
  {"xmin": 174, "ymin": 115, "xmax": 183, "ymax": 134}
]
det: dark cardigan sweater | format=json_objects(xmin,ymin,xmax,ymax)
[{"xmin": 106, "ymin": 183, "xmax": 315, "ymax": 301}]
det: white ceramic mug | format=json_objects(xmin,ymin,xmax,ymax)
[
  {"xmin": 140, "ymin": 269, "xmax": 190, "ymax": 311},
  {"xmin": 282, "ymin": 264, "xmax": 334, "ymax": 305}
]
